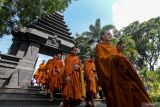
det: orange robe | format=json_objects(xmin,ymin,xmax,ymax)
[
  {"xmin": 95, "ymin": 42, "xmax": 151, "ymax": 107},
  {"xmin": 35, "ymin": 63, "xmax": 46, "ymax": 84},
  {"xmin": 62, "ymin": 54, "xmax": 82, "ymax": 100},
  {"xmin": 84, "ymin": 60, "xmax": 96, "ymax": 95},
  {"xmin": 46, "ymin": 58, "xmax": 64, "ymax": 92}
]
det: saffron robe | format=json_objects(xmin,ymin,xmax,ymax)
[
  {"xmin": 84, "ymin": 60, "xmax": 96, "ymax": 95},
  {"xmin": 35, "ymin": 63, "xmax": 46, "ymax": 84},
  {"xmin": 62, "ymin": 54, "xmax": 82, "ymax": 100},
  {"xmin": 95, "ymin": 42, "xmax": 151, "ymax": 107},
  {"xmin": 46, "ymin": 58, "xmax": 64, "ymax": 92}
]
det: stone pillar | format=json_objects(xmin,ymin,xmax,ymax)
[
  {"xmin": 7, "ymin": 42, "xmax": 40, "ymax": 88},
  {"xmin": 16, "ymin": 41, "xmax": 29, "ymax": 58}
]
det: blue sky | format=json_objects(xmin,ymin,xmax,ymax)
[{"xmin": 64, "ymin": 0, "xmax": 115, "ymax": 35}]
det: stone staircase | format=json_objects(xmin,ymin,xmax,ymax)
[
  {"xmin": 0, "ymin": 86, "xmax": 61, "ymax": 107},
  {"xmin": 0, "ymin": 54, "xmax": 20, "ymax": 87},
  {"xmin": 0, "ymin": 86, "xmax": 106, "ymax": 107}
]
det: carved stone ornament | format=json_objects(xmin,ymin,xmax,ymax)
[{"xmin": 47, "ymin": 36, "xmax": 60, "ymax": 48}]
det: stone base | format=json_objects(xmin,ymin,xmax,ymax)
[
  {"xmin": 0, "ymin": 87, "xmax": 106, "ymax": 107},
  {"xmin": 0, "ymin": 99, "xmax": 106, "ymax": 107},
  {"xmin": 0, "ymin": 100, "xmax": 56, "ymax": 107}
]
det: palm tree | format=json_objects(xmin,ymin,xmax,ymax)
[
  {"xmin": 74, "ymin": 33, "xmax": 93, "ymax": 62},
  {"xmin": 82, "ymin": 19, "xmax": 116, "ymax": 45}
]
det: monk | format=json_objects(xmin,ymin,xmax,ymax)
[
  {"xmin": 95, "ymin": 29, "xmax": 151, "ymax": 107},
  {"xmin": 84, "ymin": 55, "xmax": 96, "ymax": 107},
  {"xmin": 34, "ymin": 60, "xmax": 46, "ymax": 86},
  {"xmin": 46, "ymin": 55, "xmax": 57, "ymax": 97},
  {"xmin": 62, "ymin": 47, "xmax": 82, "ymax": 107},
  {"xmin": 46, "ymin": 54, "xmax": 64, "ymax": 101}
]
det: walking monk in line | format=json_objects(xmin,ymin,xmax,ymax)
[
  {"xmin": 95, "ymin": 29, "xmax": 151, "ymax": 107},
  {"xmin": 34, "ymin": 60, "xmax": 46, "ymax": 87},
  {"xmin": 62, "ymin": 47, "xmax": 82, "ymax": 107},
  {"xmin": 46, "ymin": 54, "xmax": 64, "ymax": 101},
  {"xmin": 84, "ymin": 55, "xmax": 96, "ymax": 107}
]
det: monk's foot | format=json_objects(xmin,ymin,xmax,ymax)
[
  {"xmin": 85, "ymin": 104, "xmax": 91, "ymax": 107},
  {"xmin": 91, "ymin": 104, "xmax": 95, "ymax": 107},
  {"xmin": 44, "ymin": 93, "xmax": 47, "ymax": 95},
  {"xmin": 49, "ymin": 97, "xmax": 53, "ymax": 101}
]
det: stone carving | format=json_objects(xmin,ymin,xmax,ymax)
[{"xmin": 46, "ymin": 36, "xmax": 61, "ymax": 48}]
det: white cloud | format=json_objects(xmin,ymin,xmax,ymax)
[{"xmin": 112, "ymin": 0, "xmax": 160, "ymax": 30}]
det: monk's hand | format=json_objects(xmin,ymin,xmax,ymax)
[
  {"xmin": 65, "ymin": 75, "xmax": 70, "ymax": 82},
  {"xmin": 93, "ymin": 67, "xmax": 96, "ymax": 71},
  {"xmin": 47, "ymin": 70, "xmax": 50, "ymax": 73},
  {"xmin": 89, "ymin": 76, "xmax": 93, "ymax": 82},
  {"xmin": 73, "ymin": 64, "xmax": 80, "ymax": 70}
]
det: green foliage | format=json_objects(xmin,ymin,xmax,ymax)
[
  {"xmin": 0, "ymin": 0, "xmax": 74, "ymax": 37},
  {"xmin": 122, "ymin": 17, "xmax": 160, "ymax": 70},
  {"xmin": 82, "ymin": 19, "xmax": 101, "ymax": 43},
  {"xmin": 74, "ymin": 33, "xmax": 93, "ymax": 63},
  {"xmin": 139, "ymin": 67, "xmax": 160, "ymax": 102},
  {"xmin": 111, "ymin": 34, "xmax": 139, "ymax": 65},
  {"xmin": 121, "ymin": 35, "xmax": 139, "ymax": 65},
  {"xmin": 0, "ymin": 0, "xmax": 13, "ymax": 37},
  {"xmin": 16, "ymin": 0, "xmax": 72, "ymax": 25},
  {"xmin": 111, "ymin": 37, "xmax": 119, "ymax": 46}
]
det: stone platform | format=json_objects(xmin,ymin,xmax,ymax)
[{"xmin": 0, "ymin": 87, "xmax": 106, "ymax": 107}]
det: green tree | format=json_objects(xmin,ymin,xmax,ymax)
[
  {"xmin": 122, "ymin": 17, "xmax": 160, "ymax": 70},
  {"xmin": 74, "ymin": 33, "xmax": 93, "ymax": 63},
  {"xmin": 111, "ymin": 34, "xmax": 139, "ymax": 67},
  {"xmin": 138, "ymin": 17, "xmax": 160, "ymax": 71},
  {"xmin": 0, "ymin": 0, "xmax": 75, "ymax": 37},
  {"xmin": 139, "ymin": 67, "xmax": 160, "ymax": 102}
]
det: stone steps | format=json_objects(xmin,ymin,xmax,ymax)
[
  {"xmin": 0, "ymin": 99, "xmax": 58, "ymax": 107},
  {"xmin": 0, "ymin": 87, "xmax": 46, "ymax": 99},
  {"xmin": 0, "ymin": 99, "xmax": 106, "ymax": 107},
  {"xmin": 0, "ymin": 87, "xmax": 106, "ymax": 107}
]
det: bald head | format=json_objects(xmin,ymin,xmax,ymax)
[
  {"xmin": 100, "ymin": 30, "xmax": 112, "ymax": 42},
  {"xmin": 57, "ymin": 53, "xmax": 62, "ymax": 59},
  {"xmin": 71, "ymin": 47, "xmax": 79, "ymax": 55}
]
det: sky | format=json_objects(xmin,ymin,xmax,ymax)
[
  {"xmin": 64, "ymin": 0, "xmax": 115, "ymax": 35},
  {"xmin": 112, "ymin": 0, "xmax": 160, "ymax": 30},
  {"xmin": 0, "ymin": 0, "xmax": 160, "ymax": 68}
]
